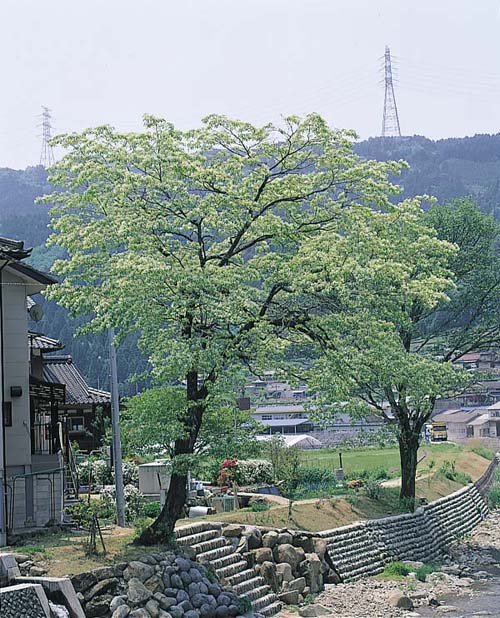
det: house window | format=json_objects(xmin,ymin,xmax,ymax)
[
  {"xmin": 261, "ymin": 415, "xmax": 272, "ymax": 421},
  {"xmin": 3, "ymin": 402, "xmax": 12, "ymax": 427},
  {"xmin": 466, "ymin": 425, "xmax": 474, "ymax": 438},
  {"xmin": 273, "ymin": 415, "xmax": 285, "ymax": 420},
  {"xmin": 70, "ymin": 417, "xmax": 85, "ymax": 432},
  {"xmin": 480, "ymin": 427, "xmax": 490, "ymax": 437}
]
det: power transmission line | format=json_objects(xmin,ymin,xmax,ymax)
[
  {"xmin": 38, "ymin": 106, "xmax": 55, "ymax": 168},
  {"xmin": 381, "ymin": 46, "xmax": 401, "ymax": 137}
]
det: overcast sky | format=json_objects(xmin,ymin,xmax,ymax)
[{"xmin": 2, "ymin": 0, "xmax": 500, "ymax": 169}]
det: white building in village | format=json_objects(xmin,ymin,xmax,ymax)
[{"xmin": 0, "ymin": 238, "xmax": 64, "ymax": 546}]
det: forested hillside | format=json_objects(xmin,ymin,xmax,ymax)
[{"xmin": 2, "ymin": 132, "xmax": 500, "ymax": 393}]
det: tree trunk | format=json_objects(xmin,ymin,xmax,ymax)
[
  {"xmin": 398, "ymin": 428, "xmax": 420, "ymax": 511},
  {"xmin": 138, "ymin": 370, "xmax": 205, "ymax": 545}
]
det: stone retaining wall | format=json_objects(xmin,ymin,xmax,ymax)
[{"xmin": 320, "ymin": 456, "xmax": 499, "ymax": 582}]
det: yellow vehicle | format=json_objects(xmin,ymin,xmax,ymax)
[{"xmin": 430, "ymin": 422, "xmax": 448, "ymax": 442}]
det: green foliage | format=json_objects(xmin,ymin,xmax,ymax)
[
  {"xmin": 296, "ymin": 466, "xmax": 338, "ymax": 487},
  {"xmin": 133, "ymin": 517, "xmax": 153, "ymax": 541},
  {"xmin": 346, "ymin": 490, "xmax": 359, "ymax": 507},
  {"xmin": 66, "ymin": 498, "xmax": 115, "ymax": 527},
  {"xmin": 383, "ymin": 562, "xmax": 411, "ymax": 577},
  {"xmin": 415, "ymin": 564, "xmax": 440, "ymax": 582},
  {"xmin": 438, "ymin": 460, "xmax": 472, "ymax": 485},
  {"xmin": 364, "ymin": 478, "xmax": 383, "ymax": 500},
  {"xmin": 142, "ymin": 501, "xmax": 162, "ymax": 518},
  {"xmin": 471, "ymin": 445, "xmax": 495, "ymax": 460},
  {"xmin": 238, "ymin": 597, "xmax": 253, "ymax": 614},
  {"xmin": 248, "ymin": 500, "xmax": 271, "ymax": 512},
  {"xmin": 489, "ymin": 486, "xmax": 500, "ymax": 509},
  {"xmin": 234, "ymin": 460, "xmax": 273, "ymax": 486}
]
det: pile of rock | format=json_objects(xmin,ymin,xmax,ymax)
[
  {"xmin": 7, "ymin": 553, "xmax": 48, "ymax": 577},
  {"xmin": 72, "ymin": 553, "xmax": 243, "ymax": 618},
  {"xmin": 221, "ymin": 525, "xmax": 330, "ymax": 607}
]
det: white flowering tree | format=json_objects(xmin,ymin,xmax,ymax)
[{"xmin": 43, "ymin": 113, "xmax": 431, "ymax": 541}]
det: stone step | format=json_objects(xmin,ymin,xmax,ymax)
[
  {"xmin": 216, "ymin": 560, "xmax": 248, "ymax": 580},
  {"xmin": 241, "ymin": 584, "xmax": 271, "ymax": 603},
  {"xmin": 252, "ymin": 592, "xmax": 280, "ymax": 612},
  {"xmin": 177, "ymin": 529, "xmax": 221, "ymax": 546},
  {"xmin": 175, "ymin": 522, "xmax": 220, "ymax": 539},
  {"xmin": 191, "ymin": 537, "xmax": 229, "ymax": 555},
  {"xmin": 197, "ymin": 545, "xmax": 234, "ymax": 564},
  {"xmin": 226, "ymin": 568, "xmax": 257, "ymax": 586},
  {"xmin": 211, "ymin": 552, "xmax": 244, "ymax": 571},
  {"xmin": 260, "ymin": 601, "xmax": 283, "ymax": 617},
  {"xmin": 233, "ymin": 575, "xmax": 266, "ymax": 595}
]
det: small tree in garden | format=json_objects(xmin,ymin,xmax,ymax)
[{"xmin": 43, "ymin": 113, "xmax": 408, "ymax": 542}]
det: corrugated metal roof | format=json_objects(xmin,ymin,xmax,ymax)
[
  {"xmin": 29, "ymin": 331, "xmax": 64, "ymax": 352},
  {"xmin": 43, "ymin": 355, "xmax": 110, "ymax": 405},
  {"xmin": 469, "ymin": 414, "xmax": 491, "ymax": 426},
  {"xmin": 252, "ymin": 417, "xmax": 310, "ymax": 427},
  {"xmin": 433, "ymin": 410, "xmax": 482, "ymax": 424},
  {"xmin": 255, "ymin": 404, "xmax": 306, "ymax": 414}
]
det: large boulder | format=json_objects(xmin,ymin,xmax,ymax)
[
  {"xmin": 223, "ymin": 524, "xmax": 244, "ymax": 538},
  {"xmin": 258, "ymin": 561, "xmax": 280, "ymax": 592},
  {"xmin": 289, "ymin": 577, "xmax": 306, "ymax": 594},
  {"xmin": 244, "ymin": 527, "xmax": 262, "ymax": 550},
  {"xmin": 254, "ymin": 547, "xmax": 273, "ymax": 564},
  {"xmin": 276, "ymin": 532, "xmax": 294, "ymax": 545},
  {"xmin": 127, "ymin": 578, "xmax": 153, "ymax": 605},
  {"xmin": 276, "ymin": 562, "xmax": 293, "ymax": 582},
  {"xmin": 299, "ymin": 553, "xmax": 323, "ymax": 593},
  {"xmin": 84, "ymin": 578, "xmax": 119, "ymax": 601},
  {"xmin": 388, "ymin": 592, "xmax": 414, "ymax": 610},
  {"xmin": 274, "ymin": 544, "xmax": 305, "ymax": 572},
  {"xmin": 294, "ymin": 535, "xmax": 315, "ymax": 554},
  {"xmin": 262, "ymin": 531, "xmax": 279, "ymax": 549},
  {"xmin": 279, "ymin": 589, "xmax": 300, "ymax": 605},
  {"xmin": 124, "ymin": 561, "xmax": 155, "ymax": 583}
]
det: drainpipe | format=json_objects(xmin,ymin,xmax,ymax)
[{"xmin": 0, "ymin": 260, "xmax": 10, "ymax": 547}]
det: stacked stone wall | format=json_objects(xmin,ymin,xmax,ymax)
[{"xmin": 321, "ymin": 456, "xmax": 499, "ymax": 582}]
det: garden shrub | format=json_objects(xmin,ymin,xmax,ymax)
[
  {"xmin": 143, "ymin": 500, "xmax": 162, "ymax": 518},
  {"xmin": 439, "ymin": 460, "xmax": 472, "ymax": 485},
  {"xmin": 120, "ymin": 461, "xmax": 139, "ymax": 486},
  {"xmin": 296, "ymin": 466, "xmax": 337, "ymax": 487},
  {"xmin": 383, "ymin": 562, "xmax": 410, "ymax": 577},
  {"xmin": 364, "ymin": 478, "xmax": 383, "ymax": 500},
  {"xmin": 77, "ymin": 458, "xmax": 113, "ymax": 487},
  {"xmin": 248, "ymin": 499, "xmax": 270, "ymax": 512},
  {"xmin": 234, "ymin": 459, "xmax": 273, "ymax": 485},
  {"xmin": 416, "ymin": 564, "xmax": 440, "ymax": 582}
]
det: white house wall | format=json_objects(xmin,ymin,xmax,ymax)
[{"xmin": 3, "ymin": 269, "xmax": 31, "ymax": 469}]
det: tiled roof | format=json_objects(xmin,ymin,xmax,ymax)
[
  {"xmin": 43, "ymin": 355, "xmax": 110, "ymax": 405},
  {"xmin": 0, "ymin": 237, "xmax": 32, "ymax": 260},
  {"xmin": 29, "ymin": 331, "xmax": 64, "ymax": 352}
]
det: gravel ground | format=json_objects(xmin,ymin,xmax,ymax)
[{"xmin": 291, "ymin": 510, "xmax": 500, "ymax": 618}]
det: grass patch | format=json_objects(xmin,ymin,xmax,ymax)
[
  {"xmin": 471, "ymin": 444, "xmax": 495, "ymax": 460},
  {"xmin": 416, "ymin": 563, "xmax": 440, "ymax": 582},
  {"xmin": 381, "ymin": 561, "xmax": 411, "ymax": 579}
]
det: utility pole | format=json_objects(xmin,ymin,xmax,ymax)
[
  {"xmin": 108, "ymin": 327, "xmax": 126, "ymax": 527},
  {"xmin": 39, "ymin": 106, "xmax": 56, "ymax": 168},
  {"xmin": 381, "ymin": 46, "xmax": 402, "ymax": 137}
]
